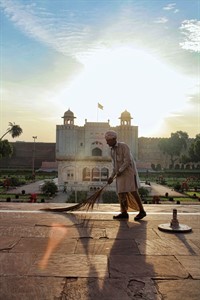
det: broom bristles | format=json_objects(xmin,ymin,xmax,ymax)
[{"xmin": 41, "ymin": 184, "xmax": 107, "ymax": 212}]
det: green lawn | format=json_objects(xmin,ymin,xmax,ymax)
[
  {"xmin": 184, "ymin": 191, "xmax": 200, "ymax": 198},
  {"xmin": 143, "ymin": 196, "xmax": 200, "ymax": 204}
]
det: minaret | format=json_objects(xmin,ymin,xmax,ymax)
[
  {"xmin": 62, "ymin": 109, "xmax": 76, "ymax": 125},
  {"xmin": 118, "ymin": 110, "xmax": 138, "ymax": 159},
  {"xmin": 119, "ymin": 109, "xmax": 132, "ymax": 126},
  {"xmin": 56, "ymin": 109, "xmax": 77, "ymax": 157}
]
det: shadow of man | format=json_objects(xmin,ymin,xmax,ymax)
[{"xmin": 56, "ymin": 211, "xmax": 158, "ymax": 300}]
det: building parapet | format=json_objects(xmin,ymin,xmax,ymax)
[{"xmin": 56, "ymin": 156, "xmax": 111, "ymax": 162}]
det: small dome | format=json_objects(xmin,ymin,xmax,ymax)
[
  {"xmin": 62, "ymin": 109, "xmax": 76, "ymax": 125},
  {"xmin": 119, "ymin": 110, "xmax": 132, "ymax": 126},
  {"xmin": 119, "ymin": 110, "xmax": 132, "ymax": 119},
  {"xmin": 63, "ymin": 109, "xmax": 74, "ymax": 118}
]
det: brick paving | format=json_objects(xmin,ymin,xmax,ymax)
[{"xmin": 0, "ymin": 203, "xmax": 199, "ymax": 300}]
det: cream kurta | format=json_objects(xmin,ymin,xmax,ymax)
[{"xmin": 110, "ymin": 142, "xmax": 140, "ymax": 193}]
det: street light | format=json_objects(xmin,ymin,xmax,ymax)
[{"xmin": 32, "ymin": 136, "xmax": 37, "ymax": 178}]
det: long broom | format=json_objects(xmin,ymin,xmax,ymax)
[{"xmin": 41, "ymin": 181, "xmax": 110, "ymax": 213}]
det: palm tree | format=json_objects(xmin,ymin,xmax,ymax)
[{"xmin": 0, "ymin": 122, "xmax": 23, "ymax": 141}]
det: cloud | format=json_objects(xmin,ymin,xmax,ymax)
[
  {"xmin": 163, "ymin": 3, "xmax": 176, "ymax": 10},
  {"xmin": 187, "ymin": 93, "xmax": 200, "ymax": 105},
  {"xmin": 180, "ymin": 19, "xmax": 200, "ymax": 52},
  {"xmin": 0, "ymin": 0, "xmax": 176, "ymax": 61},
  {"xmin": 163, "ymin": 3, "xmax": 179, "ymax": 13},
  {"xmin": 154, "ymin": 17, "xmax": 168, "ymax": 24},
  {"xmin": 0, "ymin": 0, "xmax": 96, "ymax": 57}
]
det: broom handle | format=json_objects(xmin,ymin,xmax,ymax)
[
  {"xmin": 90, "ymin": 174, "xmax": 117, "ymax": 194},
  {"xmin": 103, "ymin": 174, "xmax": 117, "ymax": 188}
]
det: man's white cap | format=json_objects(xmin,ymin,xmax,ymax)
[{"xmin": 105, "ymin": 130, "xmax": 117, "ymax": 139}]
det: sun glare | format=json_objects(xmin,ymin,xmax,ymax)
[{"xmin": 63, "ymin": 46, "xmax": 195, "ymax": 136}]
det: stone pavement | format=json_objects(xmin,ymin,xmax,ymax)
[{"xmin": 0, "ymin": 203, "xmax": 199, "ymax": 300}]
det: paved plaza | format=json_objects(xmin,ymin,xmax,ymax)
[{"xmin": 0, "ymin": 202, "xmax": 199, "ymax": 300}]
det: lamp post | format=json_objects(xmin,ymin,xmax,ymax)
[{"xmin": 32, "ymin": 136, "xmax": 37, "ymax": 178}]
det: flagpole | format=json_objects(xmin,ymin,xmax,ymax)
[{"xmin": 97, "ymin": 102, "xmax": 103, "ymax": 122}]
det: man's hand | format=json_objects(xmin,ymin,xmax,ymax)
[
  {"xmin": 116, "ymin": 171, "xmax": 122, "ymax": 176},
  {"xmin": 107, "ymin": 177, "xmax": 113, "ymax": 184}
]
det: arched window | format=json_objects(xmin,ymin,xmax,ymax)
[
  {"xmin": 101, "ymin": 167, "xmax": 109, "ymax": 181},
  {"xmin": 83, "ymin": 167, "xmax": 91, "ymax": 181},
  {"xmin": 92, "ymin": 147, "xmax": 102, "ymax": 156},
  {"xmin": 92, "ymin": 167, "xmax": 100, "ymax": 181},
  {"xmin": 62, "ymin": 166, "xmax": 74, "ymax": 182}
]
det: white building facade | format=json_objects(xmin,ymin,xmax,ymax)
[{"xmin": 56, "ymin": 109, "xmax": 138, "ymax": 192}]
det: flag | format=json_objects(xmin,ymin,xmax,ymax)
[{"xmin": 98, "ymin": 102, "xmax": 103, "ymax": 110}]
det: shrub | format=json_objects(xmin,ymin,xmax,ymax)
[
  {"xmin": 67, "ymin": 191, "xmax": 76, "ymax": 203},
  {"xmin": 9, "ymin": 177, "xmax": 21, "ymax": 186},
  {"xmin": 67, "ymin": 191, "xmax": 88, "ymax": 203},
  {"xmin": 138, "ymin": 187, "xmax": 150, "ymax": 197},
  {"xmin": 41, "ymin": 181, "xmax": 58, "ymax": 196},
  {"xmin": 174, "ymin": 182, "xmax": 181, "ymax": 191},
  {"xmin": 77, "ymin": 191, "xmax": 88, "ymax": 202},
  {"xmin": 102, "ymin": 191, "xmax": 118, "ymax": 203}
]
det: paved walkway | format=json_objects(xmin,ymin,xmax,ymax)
[
  {"xmin": 0, "ymin": 203, "xmax": 199, "ymax": 299},
  {"xmin": 6, "ymin": 180, "xmax": 44, "ymax": 194},
  {"xmin": 149, "ymin": 182, "xmax": 184, "ymax": 197}
]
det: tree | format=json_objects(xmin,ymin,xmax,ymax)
[
  {"xmin": 180, "ymin": 154, "xmax": 190, "ymax": 164},
  {"xmin": 0, "ymin": 140, "xmax": 13, "ymax": 158},
  {"xmin": 0, "ymin": 122, "xmax": 23, "ymax": 141},
  {"xmin": 158, "ymin": 131, "xmax": 189, "ymax": 168},
  {"xmin": 0, "ymin": 122, "xmax": 23, "ymax": 159},
  {"xmin": 187, "ymin": 134, "xmax": 200, "ymax": 162}
]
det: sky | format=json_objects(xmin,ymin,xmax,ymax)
[{"xmin": 0, "ymin": 0, "xmax": 199, "ymax": 142}]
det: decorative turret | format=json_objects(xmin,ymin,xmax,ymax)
[
  {"xmin": 62, "ymin": 109, "xmax": 76, "ymax": 125},
  {"xmin": 119, "ymin": 110, "xmax": 132, "ymax": 126}
]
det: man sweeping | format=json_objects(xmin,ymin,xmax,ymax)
[{"xmin": 105, "ymin": 130, "xmax": 146, "ymax": 221}]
